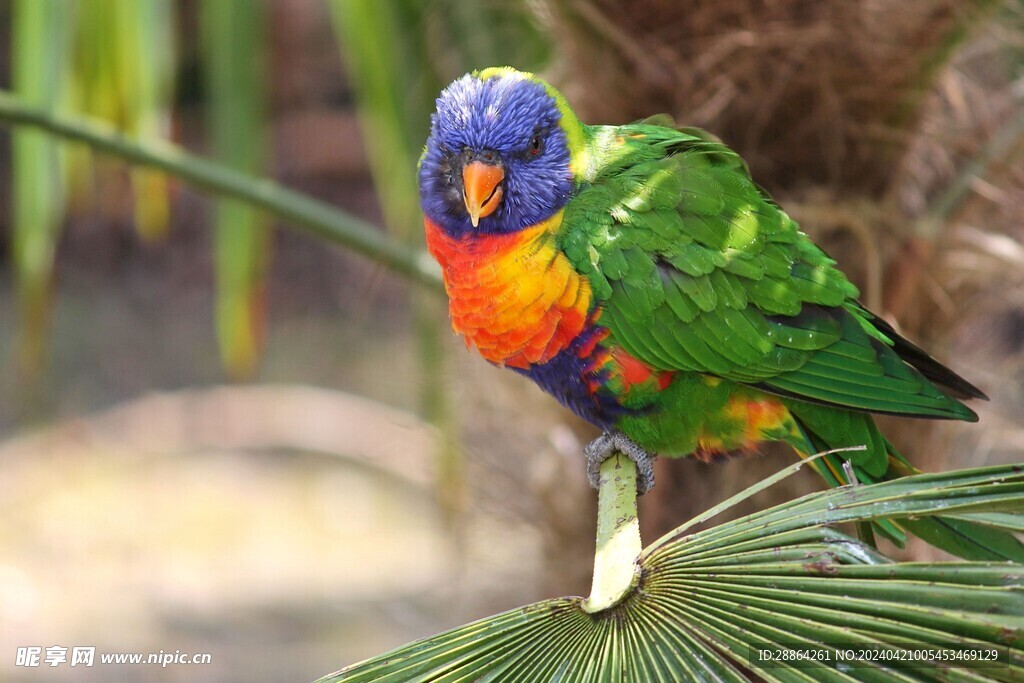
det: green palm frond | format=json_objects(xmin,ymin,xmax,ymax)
[{"xmin": 319, "ymin": 460, "xmax": 1024, "ymax": 682}]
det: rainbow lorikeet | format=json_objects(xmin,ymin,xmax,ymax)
[{"xmin": 418, "ymin": 67, "xmax": 1021, "ymax": 561}]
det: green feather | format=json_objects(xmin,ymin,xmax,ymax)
[
  {"xmin": 720, "ymin": 249, "xmax": 766, "ymax": 279},
  {"xmin": 672, "ymin": 271, "xmax": 717, "ymax": 312},
  {"xmin": 746, "ymin": 276, "xmax": 803, "ymax": 315},
  {"xmin": 667, "ymin": 243, "xmax": 725, "ymax": 276},
  {"xmin": 601, "ymin": 247, "xmax": 629, "ymax": 280},
  {"xmin": 707, "ymin": 269, "xmax": 747, "ymax": 309},
  {"xmin": 661, "ymin": 271, "xmax": 701, "ymax": 323},
  {"xmin": 678, "ymin": 169, "xmax": 726, "ymax": 217}
]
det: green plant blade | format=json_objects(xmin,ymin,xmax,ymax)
[
  {"xmin": 202, "ymin": 0, "xmax": 270, "ymax": 379},
  {"xmin": 10, "ymin": 0, "xmax": 71, "ymax": 376},
  {"xmin": 67, "ymin": 0, "xmax": 176, "ymax": 239},
  {"xmin": 318, "ymin": 463, "xmax": 1024, "ymax": 682},
  {"xmin": 125, "ymin": 0, "xmax": 176, "ymax": 240}
]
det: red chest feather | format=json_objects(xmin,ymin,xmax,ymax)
[{"xmin": 424, "ymin": 213, "xmax": 591, "ymax": 369}]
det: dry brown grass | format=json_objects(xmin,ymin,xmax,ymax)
[{"xmin": 549, "ymin": 0, "xmax": 1003, "ymax": 189}]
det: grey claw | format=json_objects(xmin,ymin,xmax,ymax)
[{"xmin": 585, "ymin": 431, "xmax": 656, "ymax": 495}]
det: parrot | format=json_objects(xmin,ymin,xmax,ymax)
[{"xmin": 417, "ymin": 66, "xmax": 1022, "ymax": 561}]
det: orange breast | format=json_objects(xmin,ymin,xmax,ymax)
[{"xmin": 424, "ymin": 212, "xmax": 592, "ymax": 369}]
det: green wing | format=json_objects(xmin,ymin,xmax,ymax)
[{"xmin": 560, "ymin": 125, "xmax": 983, "ymax": 422}]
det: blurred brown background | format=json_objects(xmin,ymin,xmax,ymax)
[{"xmin": 0, "ymin": 1, "xmax": 1022, "ymax": 681}]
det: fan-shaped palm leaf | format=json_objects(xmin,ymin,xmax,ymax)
[{"xmin": 320, "ymin": 458, "xmax": 1023, "ymax": 682}]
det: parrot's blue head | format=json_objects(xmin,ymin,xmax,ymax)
[{"xmin": 419, "ymin": 68, "xmax": 581, "ymax": 237}]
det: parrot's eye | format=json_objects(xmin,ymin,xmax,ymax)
[
  {"xmin": 439, "ymin": 149, "xmax": 456, "ymax": 186},
  {"xmin": 528, "ymin": 134, "xmax": 543, "ymax": 157}
]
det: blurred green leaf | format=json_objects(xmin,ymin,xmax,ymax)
[
  {"xmin": 319, "ymin": 462, "xmax": 1024, "ymax": 682},
  {"xmin": 67, "ymin": 0, "xmax": 176, "ymax": 239},
  {"xmin": 433, "ymin": 0, "xmax": 552, "ymax": 74},
  {"xmin": 11, "ymin": 0, "xmax": 72, "ymax": 376},
  {"xmin": 201, "ymin": 0, "xmax": 270, "ymax": 379},
  {"xmin": 330, "ymin": 1, "xmax": 437, "ymax": 241},
  {"xmin": 124, "ymin": 0, "xmax": 176, "ymax": 240}
]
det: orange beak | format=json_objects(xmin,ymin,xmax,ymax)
[{"xmin": 462, "ymin": 161, "xmax": 504, "ymax": 227}]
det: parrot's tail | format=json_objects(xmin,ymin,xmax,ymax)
[{"xmin": 792, "ymin": 415, "xmax": 1024, "ymax": 562}]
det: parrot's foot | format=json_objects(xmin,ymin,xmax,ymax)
[{"xmin": 585, "ymin": 431, "xmax": 656, "ymax": 495}]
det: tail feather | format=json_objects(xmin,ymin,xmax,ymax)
[
  {"xmin": 791, "ymin": 413, "xmax": 1024, "ymax": 561},
  {"xmin": 880, "ymin": 439, "xmax": 1024, "ymax": 561},
  {"xmin": 868, "ymin": 314, "xmax": 988, "ymax": 401},
  {"xmin": 900, "ymin": 516, "xmax": 1024, "ymax": 562}
]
